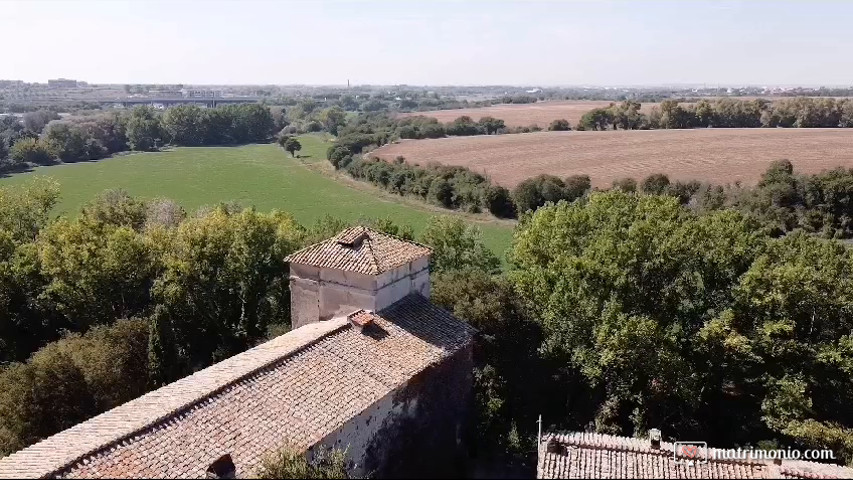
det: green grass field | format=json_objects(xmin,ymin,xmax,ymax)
[{"xmin": 0, "ymin": 135, "xmax": 513, "ymax": 256}]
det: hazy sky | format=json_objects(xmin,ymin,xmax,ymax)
[{"xmin": 2, "ymin": 0, "xmax": 851, "ymax": 86}]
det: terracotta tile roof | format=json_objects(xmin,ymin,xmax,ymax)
[
  {"xmin": 0, "ymin": 294, "xmax": 474, "ymax": 479},
  {"xmin": 284, "ymin": 226, "xmax": 431, "ymax": 275},
  {"xmin": 537, "ymin": 432, "xmax": 853, "ymax": 479}
]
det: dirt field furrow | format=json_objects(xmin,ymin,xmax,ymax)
[{"xmin": 371, "ymin": 129, "xmax": 853, "ymax": 188}]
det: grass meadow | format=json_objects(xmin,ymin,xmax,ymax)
[{"xmin": 0, "ymin": 135, "xmax": 514, "ymax": 256}]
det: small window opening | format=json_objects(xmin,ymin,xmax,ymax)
[{"xmin": 206, "ymin": 454, "xmax": 236, "ymax": 479}]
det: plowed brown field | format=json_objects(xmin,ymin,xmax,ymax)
[
  {"xmin": 398, "ymin": 100, "xmax": 646, "ymax": 128},
  {"xmin": 370, "ymin": 129, "xmax": 853, "ymax": 188}
]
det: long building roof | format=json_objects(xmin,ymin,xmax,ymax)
[
  {"xmin": 537, "ymin": 431, "xmax": 853, "ymax": 479},
  {"xmin": 0, "ymin": 294, "xmax": 474, "ymax": 479}
]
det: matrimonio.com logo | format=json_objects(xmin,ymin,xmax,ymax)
[
  {"xmin": 674, "ymin": 441, "xmax": 709, "ymax": 465},
  {"xmin": 673, "ymin": 441, "xmax": 836, "ymax": 465}
]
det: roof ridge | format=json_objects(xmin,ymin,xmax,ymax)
[
  {"xmin": 544, "ymin": 431, "xmax": 768, "ymax": 467},
  {"xmin": 360, "ymin": 225, "xmax": 433, "ymax": 252},
  {"xmin": 363, "ymin": 234, "xmax": 381, "ymax": 274}
]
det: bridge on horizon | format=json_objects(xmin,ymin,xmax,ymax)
[{"xmin": 101, "ymin": 96, "xmax": 262, "ymax": 108}]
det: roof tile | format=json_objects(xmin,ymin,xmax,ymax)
[
  {"xmin": 285, "ymin": 226, "xmax": 431, "ymax": 275},
  {"xmin": 537, "ymin": 431, "xmax": 853, "ymax": 479}
]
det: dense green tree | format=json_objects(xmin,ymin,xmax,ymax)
[
  {"xmin": 509, "ymin": 192, "xmax": 769, "ymax": 440},
  {"xmin": 317, "ymin": 106, "xmax": 347, "ymax": 136},
  {"xmin": 281, "ymin": 137, "xmax": 302, "ymax": 157},
  {"xmin": 641, "ymin": 173, "xmax": 671, "ymax": 195},
  {"xmin": 611, "ymin": 101, "xmax": 646, "ymax": 130},
  {"xmin": 153, "ymin": 207, "xmax": 302, "ymax": 364},
  {"xmin": 162, "ymin": 105, "xmax": 205, "ymax": 146},
  {"xmin": 36, "ymin": 218, "xmax": 157, "ymax": 331},
  {"xmin": 125, "ymin": 106, "xmax": 162, "ymax": 151},
  {"xmin": 578, "ymin": 108, "xmax": 614, "ymax": 131},
  {"xmin": 9, "ymin": 138, "xmax": 54, "ymax": 165},
  {"xmin": 428, "ymin": 177, "xmax": 454, "ymax": 208},
  {"xmin": 483, "ymin": 184, "xmax": 516, "ymax": 218},
  {"xmin": 446, "ymin": 116, "xmax": 482, "ymax": 136},
  {"xmin": 147, "ymin": 305, "xmax": 180, "ymax": 389},
  {"xmin": 564, "ymin": 175, "xmax": 592, "ymax": 200},
  {"xmin": 432, "ymin": 269, "xmax": 544, "ymax": 452},
  {"xmin": 0, "ymin": 178, "xmax": 59, "ymax": 243},
  {"xmin": 419, "ymin": 216, "xmax": 499, "ymax": 274},
  {"xmin": 0, "ymin": 318, "xmax": 149, "ymax": 455},
  {"xmin": 511, "ymin": 174, "xmax": 588, "ymax": 213},
  {"xmin": 0, "ymin": 136, "xmax": 9, "ymax": 161},
  {"xmin": 79, "ymin": 112, "xmax": 128, "ymax": 154},
  {"xmin": 235, "ymin": 104, "xmax": 275, "ymax": 142},
  {"xmin": 611, "ymin": 177, "xmax": 638, "ymax": 192},
  {"xmin": 22, "ymin": 110, "xmax": 60, "ymax": 134},
  {"xmin": 42, "ymin": 121, "xmax": 93, "ymax": 162},
  {"xmin": 478, "ymin": 116, "xmax": 505, "ymax": 135}
]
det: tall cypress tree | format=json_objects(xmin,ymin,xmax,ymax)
[{"xmin": 147, "ymin": 305, "xmax": 178, "ymax": 389}]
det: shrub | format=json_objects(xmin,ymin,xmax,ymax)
[
  {"xmin": 612, "ymin": 177, "xmax": 638, "ymax": 193},
  {"xmin": 548, "ymin": 119, "xmax": 571, "ymax": 131},
  {"xmin": 483, "ymin": 184, "xmax": 516, "ymax": 218},
  {"xmin": 428, "ymin": 177, "xmax": 454, "ymax": 208},
  {"xmin": 564, "ymin": 175, "xmax": 592, "ymax": 201},
  {"xmin": 257, "ymin": 447, "xmax": 350, "ymax": 479},
  {"xmin": 641, "ymin": 173, "xmax": 671, "ymax": 195},
  {"xmin": 9, "ymin": 138, "xmax": 54, "ymax": 165},
  {"xmin": 512, "ymin": 174, "xmax": 568, "ymax": 213}
]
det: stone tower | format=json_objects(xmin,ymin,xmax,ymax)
[{"xmin": 284, "ymin": 226, "xmax": 431, "ymax": 330}]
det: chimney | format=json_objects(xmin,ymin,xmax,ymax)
[
  {"xmin": 648, "ymin": 429, "xmax": 662, "ymax": 449},
  {"xmin": 285, "ymin": 227, "xmax": 431, "ymax": 330},
  {"xmin": 347, "ymin": 310, "xmax": 375, "ymax": 332}
]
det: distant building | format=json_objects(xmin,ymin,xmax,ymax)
[
  {"xmin": 0, "ymin": 226, "xmax": 475, "ymax": 479},
  {"xmin": 47, "ymin": 78, "xmax": 79, "ymax": 88},
  {"xmin": 537, "ymin": 431, "xmax": 853, "ymax": 479},
  {"xmin": 181, "ymin": 88, "xmax": 222, "ymax": 98},
  {"xmin": 149, "ymin": 90, "xmax": 183, "ymax": 99}
]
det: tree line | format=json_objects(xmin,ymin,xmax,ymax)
[
  {"xmin": 344, "ymin": 156, "xmax": 516, "ymax": 218},
  {"xmin": 328, "ymin": 115, "xmax": 853, "ymax": 243},
  {"xmin": 0, "ymin": 104, "xmax": 280, "ymax": 173},
  {"xmin": 577, "ymin": 97, "xmax": 853, "ymax": 131},
  {"xmin": 431, "ymin": 187, "xmax": 853, "ymax": 465}
]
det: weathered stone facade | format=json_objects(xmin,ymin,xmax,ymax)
[
  {"xmin": 318, "ymin": 335, "xmax": 473, "ymax": 478},
  {"xmin": 286, "ymin": 226, "xmax": 432, "ymax": 329},
  {"xmin": 289, "ymin": 255, "xmax": 430, "ymax": 330}
]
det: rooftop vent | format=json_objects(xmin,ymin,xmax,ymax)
[
  {"xmin": 335, "ymin": 227, "xmax": 369, "ymax": 248},
  {"xmin": 347, "ymin": 309, "xmax": 375, "ymax": 332},
  {"xmin": 648, "ymin": 429, "xmax": 662, "ymax": 449}
]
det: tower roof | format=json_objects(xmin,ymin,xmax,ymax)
[{"xmin": 285, "ymin": 226, "xmax": 431, "ymax": 275}]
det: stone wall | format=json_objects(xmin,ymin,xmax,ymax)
[
  {"xmin": 289, "ymin": 257, "xmax": 430, "ymax": 330},
  {"xmin": 312, "ymin": 344, "xmax": 474, "ymax": 478}
]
